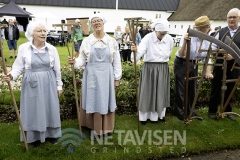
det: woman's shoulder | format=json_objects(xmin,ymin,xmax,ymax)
[
  {"xmin": 82, "ymin": 34, "xmax": 92, "ymax": 43},
  {"xmin": 106, "ymin": 34, "xmax": 118, "ymax": 45},
  {"xmin": 18, "ymin": 41, "xmax": 31, "ymax": 49}
]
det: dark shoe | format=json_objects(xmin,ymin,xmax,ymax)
[
  {"xmin": 226, "ymin": 115, "xmax": 236, "ymax": 121},
  {"xmin": 192, "ymin": 113, "xmax": 199, "ymax": 117},
  {"xmin": 46, "ymin": 138, "xmax": 58, "ymax": 144},
  {"xmin": 209, "ymin": 113, "xmax": 217, "ymax": 120},
  {"xmin": 150, "ymin": 120, "xmax": 158, "ymax": 124},
  {"xmin": 9, "ymin": 56, "xmax": 13, "ymax": 59},
  {"xmin": 28, "ymin": 140, "xmax": 41, "ymax": 148},
  {"xmin": 5, "ymin": 58, "xmax": 6, "ymax": 62},
  {"xmin": 140, "ymin": 121, "xmax": 147, "ymax": 126},
  {"xmin": 177, "ymin": 115, "xmax": 184, "ymax": 121},
  {"xmin": 159, "ymin": 117, "xmax": 166, "ymax": 123},
  {"xmin": 15, "ymin": 56, "xmax": 17, "ymax": 58}
]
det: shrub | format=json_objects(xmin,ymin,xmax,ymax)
[{"xmin": 1, "ymin": 62, "xmax": 240, "ymax": 122}]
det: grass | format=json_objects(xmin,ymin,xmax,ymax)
[
  {"xmin": 1, "ymin": 107, "xmax": 240, "ymax": 159},
  {"xmin": 3, "ymin": 32, "xmax": 72, "ymax": 67},
  {"xmin": 3, "ymin": 32, "xmax": 178, "ymax": 67}
]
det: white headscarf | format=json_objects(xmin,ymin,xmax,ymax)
[
  {"xmin": 25, "ymin": 21, "xmax": 47, "ymax": 41},
  {"xmin": 151, "ymin": 18, "xmax": 169, "ymax": 32},
  {"xmin": 89, "ymin": 13, "xmax": 107, "ymax": 24}
]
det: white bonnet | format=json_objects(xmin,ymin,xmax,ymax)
[
  {"xmin": 25, "ymin": 21, "xmax": 46, "ymax": 41},
  {"xmin": 89, "ymin": 13, "xmax": 107, "ymax": 24},
  {"xmin": 151, "ymin": 18, "xmax": 169, "ymax": 32}
]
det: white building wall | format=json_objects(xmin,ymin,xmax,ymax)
[
  {"xmin": 0, "ymin": 4, "xmax": 172, "ymax": 33},
  {"xmin": 0, "ymin": 4, "xmax": 229, "ymax": 35},
  {"xmin": 169, "ymin": 20, "xmax": 227, "ymax": 36}
]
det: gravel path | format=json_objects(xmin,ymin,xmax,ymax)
[{"xmin": 166, "ymin": 149, "xmax": 240, "ymax": 160}]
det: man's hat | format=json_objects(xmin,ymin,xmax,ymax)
[{"xmin": 193, "ymin": 16, "xmax": 213, "ymax": 28}]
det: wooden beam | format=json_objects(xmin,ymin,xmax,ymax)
[
  {"xmin": 124, "ymin": 17, "xmax": 145, "ymax": 20},
  {"xmin": 0, "ymin": 24, "xmax": 8, "ymax": 28}
]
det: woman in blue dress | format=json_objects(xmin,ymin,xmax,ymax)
[
  {"xmin": 3, "ymin": 21, "xmax": 63, "ymax": 148},
  {"xmin": 68, "ymin": 13, "xmax": 122, "ymax": 139}
]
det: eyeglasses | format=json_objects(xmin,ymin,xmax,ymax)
[
  {"xmin": 227, "ymin": 16, "xmax": 238, "ymax": 19},
  {"xmin": 91, "ymin": 19, "xmax": 102, "ymax": 24}
]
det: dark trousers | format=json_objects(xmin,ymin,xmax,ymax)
[
  {"xmin": 121, "ymin": 49, "xmax": 131, "ymax": 62},
  {"xmin": 174, "ymin": 57, "xmax": 198, "ymax": 116},
  {"xmin": 209, "ymin": 60, "xmax": 240, "ymax": 113}
]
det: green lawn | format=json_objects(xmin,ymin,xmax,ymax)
[
  {"xmin": 3, "ymin": 32, "xmax": 71, "ymax": 67},
  {"xmin": 1, "ymin": 108, "xmax": 240, "ymax": 159},
  {"xmin": 3, "ymin": 32, "xmax": 178, "ymax": 67}
]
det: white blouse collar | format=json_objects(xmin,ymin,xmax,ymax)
[
  {"xmin": 89, "ymin": 33, "xmax": 109, "ymax": 45},
  {"xmin": 29, "ymin": 41, "xmax": 49, "ymax": 51}
]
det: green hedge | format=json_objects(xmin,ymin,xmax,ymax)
[
  {"xmin": 1, "ymin": 62, "xmax": 240, "ymax": 121},
  {"xmin": 60, "ymin": 62, "xmax": 240, "ymax": 115}
]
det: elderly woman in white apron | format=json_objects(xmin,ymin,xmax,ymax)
[
  {"xmin": 3, "ymin": 21, "xmax": 63, "ymax": 148},
  {"xmin": 131, "ymin": 18, "xmax": 174, "ymax": 125},
  {"xmin": 68, "ymin": 13, "xmax": 122, "ymax": 139}
]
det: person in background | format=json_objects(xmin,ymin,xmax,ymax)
[
  {"xmin": 72, "ymin": 19, "xmax": 84, "ymax": 57},
  {"xmin": 0, "ymin": 26, "xmax": 6, "ymax": 61},
  {"xmin": 210, "ymin": 27, "xmax": 219, "ymax": 36},
  {"xmin": 148, "ymin": 20, "xmax": 154, "ymax": 32},
  {"xmin": 4, "ymin": 19, "xmax": 19, "ymax": 59},
  {"xmin": 68, "ymin": 13, "xmax": 122, "ymax": 140},
  {"xmin": 121, "ymin": 26, "xmax": 132, "ymax": 62},
  {"xmin": 135, "ymin": 28, "xmax": 141, "ymax": 46},
  {"xmin": 2, "ymin": 21, "xmax": 63, "ymax": 148},
  {"xmin": 139, "ymin": 23, "xmax": 151, "ymax": 39},
  {"xmin": 114, "ymin": 25, "xmax": 124, "ymax": 60},
  {"xmin": 131, "ymin": 18, "xmax": 174, "ymax": 125}
]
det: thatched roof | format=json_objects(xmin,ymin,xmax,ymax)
[{"xmin": 168, "ymin": 0, "xmax": 240, "ymax": 21}]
